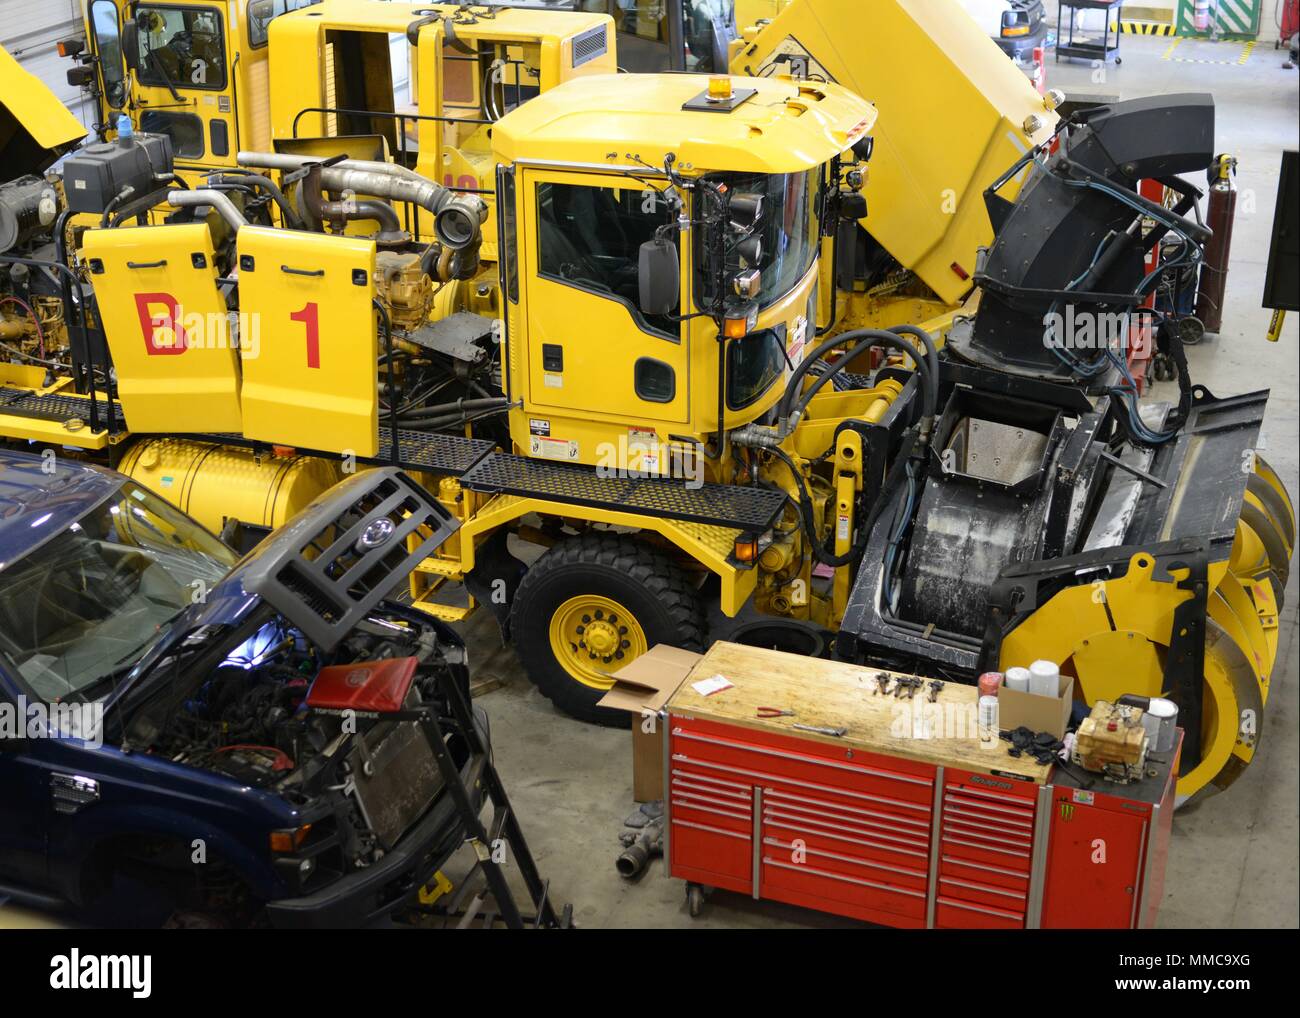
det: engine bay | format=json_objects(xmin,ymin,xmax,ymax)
[{"xmin": 119, "ymin": 608, "xmax": 472, "ymax": 870}]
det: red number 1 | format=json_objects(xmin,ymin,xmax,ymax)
[{"xmin": 290, "ymin": 302, "xmax": 320, "ymax": 369}]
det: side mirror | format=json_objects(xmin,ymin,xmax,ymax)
[
  {"xmin": 638, "ymin": 236, "xmax": 679, "ymax": 317},
  {"xmin": 122, "ymin": 20, "xmax": 139, "ymax": 71}
]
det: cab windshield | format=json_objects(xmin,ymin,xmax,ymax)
[
  {"xmin": 695, "ymin": 168, "xmax": 820, "ymax": 311},
  {"xmin": 0, "ymin": 482, "xmax": 236, "ymax": 703}
]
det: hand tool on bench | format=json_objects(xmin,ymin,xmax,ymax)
[{"xmin": 792, "ymin": 723, "xmax": 848, "ymax": 738}]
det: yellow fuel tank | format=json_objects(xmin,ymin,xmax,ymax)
[{"xmin": 119, "ymin": 437, "xmax": 341, "ymax": 536}]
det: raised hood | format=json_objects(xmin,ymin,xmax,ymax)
[{"xmin": 1, "ymin": 44, "xmax": 86, "ymax": 176}]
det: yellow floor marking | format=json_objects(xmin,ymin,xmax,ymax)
[{"xmin": 1162, "ymin": 36, "xmax": 1183, "ymax": 60}]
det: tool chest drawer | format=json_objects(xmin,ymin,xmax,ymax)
[
  {"xmin": 669, "ymin": 817, "xmax": 753, "ymax": 895},
  {"xmin": 935, "ymin": 895, "xmax": 1025, "ymax": 930},
  {"xmin": 934, "ymin": 770, "xmax": 1039, "ymax": 926},
  {"xmin": 670, "ymin": 716, "xmax": 937, "ymax": 808},
  {"xmin": 762, "ymin": 852, "xmax": 929, "ymax": 926},
  {"xmin": 761, "ymin": 787, "xmax": 931, "ymax": 880}
]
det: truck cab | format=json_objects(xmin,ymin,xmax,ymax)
[
  {"xmin": 491, "ymin": 72, "xmax": 876, "ymax": 476},
  {"xmin": 81, "ymin": 0, "xmax": 326, "ymax": 175}
]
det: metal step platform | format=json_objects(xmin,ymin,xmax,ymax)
[
  {"xmin": 190, "ymin": 427, "xmax": 496, "ymax": 478},
  {"xmin": 460, "ymin": 452, "xmax": 789, "ymax": 532},
  {"xmin": 374, "ymin": 426, "xmax": 496, "ymax": 476},
  {"xmin": 0, "ymin": 386, "xmax": 126, "ymax": 432}
]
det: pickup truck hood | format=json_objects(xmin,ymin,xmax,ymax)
[{"xmin": 110, "ymin": 468, "xmax": 460, "ymax": 706}]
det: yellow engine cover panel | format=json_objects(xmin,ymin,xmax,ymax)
[
  {"xmin": 82, "ymin": 224, "xmax": 243, "ymax": 434},
  {"xmin": 236, "ymin": 225, "xmax": 379, "ymax": 456}
]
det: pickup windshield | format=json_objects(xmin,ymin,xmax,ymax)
[{"xmin": 0, "ymin": 482, "xmax": 236, "ymax": 703}]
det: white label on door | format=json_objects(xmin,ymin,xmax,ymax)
[{"xmin": 530, "ymin": 435, "xmax": 578, "ymax": 461}]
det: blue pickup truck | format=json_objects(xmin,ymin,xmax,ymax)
[{"xmin": 0, "ymin": 449, "xmax": 485, "ymax": 927}]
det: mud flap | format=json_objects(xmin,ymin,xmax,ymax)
[{"xmin": 464, "ymin": 530, "xmax": 527, "ymax": 640}]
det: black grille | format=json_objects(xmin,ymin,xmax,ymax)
[
  {"xmin": 571, "ymin": 25, "xmax": 608, "ymax": 68},
  {"xmin": 460, "ymin": 453, "xmax": 787, "ymax": 533},
  {"xmin": 238, "ymin": 468, "xmax": 460, "ymax": 652},
  {"xmin": 0, "ymin": 386, "xmax": 126, "ymax": 431}
]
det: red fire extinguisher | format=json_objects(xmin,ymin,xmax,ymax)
[{"xmin": 1195, "ymin": 154, "xmax": 1236, "ymax": 334}]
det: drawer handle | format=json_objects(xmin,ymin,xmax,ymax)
[
  {"xmin": 941, "ymin": 834, "xmax": 1031, "ymax": 860},
  {"xmin": 671, "ymin": 779, "xmax": 751, "ymax": 804},
  {"xmin": 764, "ymin": 857, "xmax": 927, "ymax": 898},
  {"xmin": 937, "ymin": 896, "xmax": 1024, "ymax": 921},
  {"xmin": 939, "ymin": 876, "xmax": 1027, "ymax": 902},
  {"xmin": 127, "ymin": 259, "xmax": 167, "ymax": 269},
  {"xmin": 945, "ymin": 793, "xmax": 1035, "ymax": 822},
  {"xmin": 281, "ymin": 264, "xmax": 325, "ymax": 277},
  {"xmin": 940, "ymin": 854, "xmax": 1030, "ymax": 882},
  {"xmin": 764, "ymin": 837, "xmax": 928, "ymax": 882},
  {"xmin": 671, "ymin": 796, "xmax": 751, "ymax": 823},
  {"xmin": 946, "ymin": 802, "xmax": 1034, "ymax": 828},
  {"xmin": 670, "ymin": 767, "xmax": 750, "ymax": 795},
  {"xmin": 765, "ymin": 807, "xmax": 928, "ymax": 851},
  {"xmin": 764, "ymin": 788, "xmax": 931, "ymax": 830},
  {"xmin": 943, "ymin": 818, "xmax": 1033, "ymax": 848},
  {"xmin": 673, "ymin": 818, "xmax": 750, "ymax": 841},
  {"xmin": 672, "ymin": 753, "xmax": 928, "ymax": 813},
  {"xmin": 674, "ymin": 728, "xmax": 934, "ymax": 788},
  {"xmin": 765, "ymin": 800, "xmax": 929, "ymax": 841},
  {"xmin": 944, "ymin": 783, "xmax": 1037, "ymax": 810},
  {"xmin": 764, "ymin": 818, "xmax": 929, "ymax": 860}
]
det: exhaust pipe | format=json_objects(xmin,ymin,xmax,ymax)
[
  {"xmin": 167, "ymin": 189, "xmax": 247, "ymax": 233},
  {"xmin": 236, "ymin": 151, "xmax": 486, "ymax": 252}
]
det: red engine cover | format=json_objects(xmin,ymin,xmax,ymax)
[{"xmin": 306, "ymin": 657, "xmax": 419, "ymax": 714}]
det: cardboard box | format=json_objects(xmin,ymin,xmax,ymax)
[
  {"xmin": 597, "ymin": 645, "xmax": 702, "ymax": 802},
  {"xmin": 998, "ymin": 672, "xmax": 1074, "ymax": 738}
]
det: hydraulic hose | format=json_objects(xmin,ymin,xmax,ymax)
[
  {"xmin": 216, "ymin": 171, "xmax": 303, "ymax": 230},
  {"xmin": 885, "ymin": 323, "xmax": 940, "ymax": 419},
  {"xmin": 784, "ymin": 329, "xmax": 936, "ymax": 438},
  {"xmin": 778, "ymin": 328, "xmax": 934, "ymax": 434}
]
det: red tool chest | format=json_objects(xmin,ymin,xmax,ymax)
[{"xmin": 664, "ymin": 643, "xmax": 1178, "ymax": 929}]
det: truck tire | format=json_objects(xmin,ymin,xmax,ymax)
[{"xmin": 510, "ymin": 533, "xmax": 706, "ymax": 725}]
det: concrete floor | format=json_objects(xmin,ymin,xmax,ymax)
[
  {"xmin": 2, "ymin": 31, "xmax": 1295, "ymax": 931},
  {"xmin": 464, "ymin": 31, "xmax": 1300, "ymax": 930}
]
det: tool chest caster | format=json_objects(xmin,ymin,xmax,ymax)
[{"xmin": 686, "ymin": 883, "xmax": 707, "ymax": 918}]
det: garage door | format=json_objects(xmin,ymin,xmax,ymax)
[{"xmin": 0, "ymin": 0, "xmax": 93, "ymax": 129}]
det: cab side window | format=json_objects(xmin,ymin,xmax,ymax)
[
  {"xmin": 536, "ymin": 181, "xmax": 679, "ymax": 340},
  {"xmin": 135, "ymin": 5, "xmax": 227, "ymax": 91}
]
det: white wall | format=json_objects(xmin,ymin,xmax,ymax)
[{"xmin": 1, "ymin": 0, "xmax": 94, "ymax": 130}]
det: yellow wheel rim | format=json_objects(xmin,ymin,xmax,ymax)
[{"xmin": 548, "ymin": 594, "xmax": 649, "ymax": 690}]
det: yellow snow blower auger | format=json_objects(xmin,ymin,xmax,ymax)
[{"xmin": 836, "ymin": 94, "xmax": 1294, "ymax": 803}]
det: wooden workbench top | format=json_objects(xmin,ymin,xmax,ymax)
[{"xmin": 666, "ymin": 642, "xmax": 1051, "ymax": 784}]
